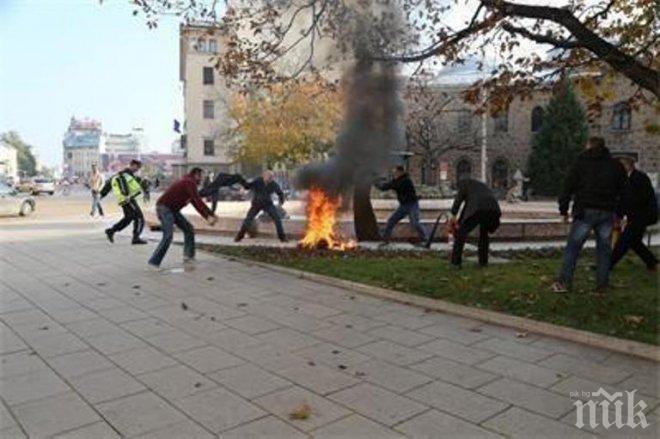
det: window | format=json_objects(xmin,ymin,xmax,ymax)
[
  {"xmin": 203, "ymin": 139, "xmax": 215, "ymax": 156},
  {"xmin": 203, "ymin": 100, "xmax": 214, "ymax": 119},
  {"xmin": 531, "ymin": 106, "xmax": 544, "ymax": 132},
  {"xmin": 457, "ymin": 110, "xmax": 472, "ymax": 134},
  {"xmin": 195, "ymin": 38, "xmax": 207, "ymax": 52},
  {"xmin": 493, "ymin": 110, "xmax": 508, "ymax": 133},
  {"xmin": 611, "ymin": 102, "xmax": 631, "ymax": 131},
  {"xmin": 208, "ymin": 39, "xmax": 218, "ymax": 53},
  {"xmin": 203, "ymin": 67, "xmax": 214, "ymax": 85}
]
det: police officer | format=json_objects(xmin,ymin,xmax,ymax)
[{"xmin": 101, "ymin": 160, "xmax": 147, "ymax": 244}]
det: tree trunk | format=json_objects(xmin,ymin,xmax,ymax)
[{"xmin": 353, "ymin": 182, "xmax": 380, "ymax": 241}]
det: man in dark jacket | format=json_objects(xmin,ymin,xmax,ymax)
[
  {"xmin": 235, "ymin": 170, "xmax": 287, "ymax": 242},
  {"xmin": 100, "ymin": 160, "xmax": 147, "ymax": 245},
  {"xmin": 553, "ymin": 136, "xmax": 626, "ymax": 293},
  {"xmin": 449, "ymin": 178, "xmax": 501, "ymax": 267},
  {"xmin": 199, "ymin": 171, "xmax": 246, "ymax": 213},
  {"xmin": 376, "ymin": 166, "xmax": 428, "ymax": 246},
  {"xmin": 611, "ymin": 155, "xmax": 658, "ymax": 270},
  {"xmin": 148, "ymin": 168, "xmax": 217, "ymax": 268}
]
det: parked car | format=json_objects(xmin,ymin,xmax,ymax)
[
  {"xmin": 32, "ymin": 178, "xmax": 55, "ymax": 195},
  {"xmin": 0, "ymin": 181, "xmax": 35, "ymax": 216}
]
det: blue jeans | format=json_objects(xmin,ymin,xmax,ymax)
[
  {"xmin": 382, "ymin": 201, "xmax": 428, "ymax": 242},
  {"xmin": 90, "ymin": 191, "xmax": 103, "ymax": 216},
  {"xmin": 559, "ymin": 208, "xmax": 614, "ymax": 289},
  {"xmin": 148, "ymin": 205, "xmax": 195, "ymax": 266}
]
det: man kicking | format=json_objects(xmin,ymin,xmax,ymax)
[
  {"xmin": 101, "ymin": 159, "xmax": 147, "ymax": 244},
  {"xmin": 148, "ymin": 168, "xmax": 218, "ymax": 268},
  {"xmin": 235, "ymin": 170, "xmax": 287, "ymax": 242}
]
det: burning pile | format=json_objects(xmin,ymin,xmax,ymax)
[{"xmin": 299, "ymin": 188, "xmax": 356, "ymax": 251}]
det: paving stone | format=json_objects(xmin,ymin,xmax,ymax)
[
  {"xmin": 202, "ymin": 328, "xmax": 263, "ymax": 351},
  {"xmin": 145, "ymin": 330, "xmax": 208, "ymax": 354},
  {"xmin": 313, "ymin": 414, "xmax": 405, "ymax": 439},
  {"xmin": 135, "ymin": 420, "xmax": 214, "ymax": 439},
  {"xmin": 0, "ymin": 331, "xmax": 27, "ymax": 355},
  {"xmin": 619, "ymin": 373, "xmax": 660, "ymax": 399},
  {"xmin": 417, "ymin": 339, "xmax": 495, "ymax": 365},
  {"xmin": 47, "ymin": 307, "xmax": 99, "ymax": 325},
  {"xmin": 322, "ymin": 313, "xmax": 387, "ymax": 332},
  {"xmin": 0, "ymin": 369, "xmax": 70, "ymax": 406},
  {"xmin": 0, "ymin": 309, "xmax": 53, "ymax": 327},
  {"xmin": 223, "ymin": 315, "xmax": 281, "ymax": 335},
  {"xmin": 219, "ymin": 416, "xmax": 307, "ymax": 439},
  {"xmin": 109, "ymin": 346, "xmax": 178, "ymax": 375},
  {"xmin": 478, "ymin": 378, "xmax": 574, "ymax": 419},
  {"xmin": 371, "ymin": 310, "xmax": 436, "ymax": 330},
  {"xmin": 539, "ymin": 353, "xmax": 632, "ymax": 385},
  {"xmin": 12, "ymin": 392, "xmax": 100, "ymax": 438},
  {"xmin": 0, "ymin": 401, "xmax": 17, "ymax": 429},
  {"xmin": 253, "ymin": 386, "xmax": 350, "ymax": 432},
  {"xmin": 312, "ymin": 326, "xmax": 378, "ymax": 349},
  {"xmin": 86, "ymin": 330, "xmax": 149, "ymax": 355},
  {"xmin": 52, "ymin": 421, "xmax": 120, "ymax": 438},
  {"xmin": 139, "ymin": 365, "xmax": 217, "ymax": 400},
  {"xmin": 84, "ymin": 298, "xmax": 126, "ymax": 311},
  {"xmin": 48, "ymin": 350, "xmax": 115, "ymax": 380},
  {"xmin": 0, "ymin": 350, "xmax": 49, "ymax": 379},
  {"xmin": 476, "ymin": 355, "xmax": 563, "ymax": 388},
  {"xmin": 258, "ymin": 328, "xmax": 322, "ymax": 351},
  {"xmin": 530, "ymin": 337, "xmax": 611, "ymax": 363},
  {"xmin": 275, "ymin": 361, "xmax": 360, "ymax": 395},
  {"xmin": 410, "ymin": 356, "xmax": 498, "ymax": 389},
  {"xmin": 97, "ymin": 391, "xmax": 188, "ymax": 437},
  {"xmin": 357, "ymin": 340, "xmax": 434, "ymax": 366},
  {"xmin": 550, "ymin": 375, "xmax": 658, "ymax": 411},
  {"xmin": 296, "ymin": 343, "xmax": 371, "ymax": 369},
  {"xmin": 395, "ymin": 409, "xmax": 503, "ymax": 439},
  {"xmin": 418, "ymin": 324, "xmax": 491, "ymax": 345},
  {"xmin": 366, "ymin": 325, "xmax": 435, "ymax": 347},
  {"xmin": 472, "ymin": 338, "xmax": 554, "ymax": 363},
  {"xmin": 0, "ymin": 426, "xmax": 27, "ymax": 438},
  {"xmin": 27, "ymin": 332, "xmax": 88, "ymax": 358},
  {"xmin": 483, "ymin": 407, "xmax": 595, "ymax": 438},
  {"xmin": 173, "ymin": 345, "xmax": 245, "ymax": 373},
  {"xmin": 347, "ymin": 359, "xmax": 432, "ymax": 393},
  {"xmin": 173, "ymin": 387, "xmax": 265, "ymax": 433},
  {"xmin": 208, "ymin": 364, "xmax": 291, "ymax": 399},
  {"xmin": 98, "ymin": 306, "xmax": 150, "ymax": 324},
  {"xmin": 70, "ymin": 367, "xmax": 146, "ymax": 404},
  {"xmin": 65, "ymin": 318, "xmax": 120, "ymax": 338},
  {"xmin": 233, "ymin": 344, "xmax": 308, "ymax": 372},
  {"xmin": 407, "ymin": 380, "xmax": 508, "ymax": 423}
]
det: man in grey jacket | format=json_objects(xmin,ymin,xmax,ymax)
[{"xmin": 449, "ymin": 178, "xmax": 501, "ymax": 268}]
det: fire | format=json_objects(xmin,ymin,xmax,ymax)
[{"xmin": 299, "ymin": 188, "xmax": 356, "ymax": 251}]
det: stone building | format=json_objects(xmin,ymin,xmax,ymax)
[
  {"xmin": 405, "ymin": 76, "xmax": 659, "ymax": 193},
  {"xmin": 62, "ymin": 117, "xmax": 102, "ymax": 180}
]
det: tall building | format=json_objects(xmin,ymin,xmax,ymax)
[
  {"xmin": 101, "ymin": 127, "xmax": 143, "ymax": 157},
  {"xmin": 62, "ymin": 117, "xmax": 102, "ymax": 179},
  {"xmin": 179, "ymin": 23, "xmax": 235, "ymax": 175}
]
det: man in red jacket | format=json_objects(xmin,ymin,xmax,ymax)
[{"xmin": 148, "ymin": 168, "xmax": 218, "ymax": 268}]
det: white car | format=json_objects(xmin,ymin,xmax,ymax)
[
  {"xmin": 32, "ymin": 178, "xmax": 55, "ymax": 195},
  {"xmin": 0, "ymin": 181, "xmax": 36, "ymax": 216}
]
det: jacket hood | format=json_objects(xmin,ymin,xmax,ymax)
[{"xmin": 580, "ymin": 145, "xmax": 611, "ymax": 160}]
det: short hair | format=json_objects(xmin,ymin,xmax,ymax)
[
  {"xmin": 394, "ymin": 165, "xmax": 405, "ymax": 173},
  {"xmin": 189, "ymin": 167, "xmax": 204, "ymax": 176},
  {"xmin": 130, "ymin": 159, "xmax": 142, "ymax": 167},
  {"xmin": 588, "ymin": 136, "xmax": 605, "ymax": 149}
]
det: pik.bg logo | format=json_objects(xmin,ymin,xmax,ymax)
[{"xmin": 572, "ymin": 388, "xmax": 650, "ymax": 430}]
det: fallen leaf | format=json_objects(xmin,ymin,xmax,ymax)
[
  {"xmin": 307, "ymin": 360, "xmax": 316, "ymax": 366},
  {"xmin": 181, "ymin": 302, "xmax": 189, "ymax": 311},
  {"xmin": 331, "ymin": 350, "xmax": 340, "ymax": 355},
  {"xmin": 338, "ymin": 364, "xmax": 347, "ymax": 370},
  {"xmin": 132, "ymin": 285, "xmax": 140, "ymax": 289},
  {"xmin": 39, "ymin": 326, "xmax": 49, "ymax": 331},
  {"xmin": 207, "ymin": 276, "xmax": 214, "ymax": 281},
  {"xmin": 623, "ymin": 315, "xmax": 644, "ymax": 326},
  {"xmin": 516, "ymin": 332, "xmax": 528, "ymax": 338},
  {"xmin": 194, "ymin": 382, "xmax": 202, "ymax": 388},
  {"xmin": 469, "ymin": 327, "xmax": 482, "ymax": 333},
  {"xmin": 289, "ymin": 403, "xmax": 311, "ymax": 420},
  {"xmin": 237, "ymin": 303, "xmax": 248, "ymax": 307}
]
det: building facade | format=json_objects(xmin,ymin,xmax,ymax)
[
  {"xmin": 179, "ymin": 23, "xmax": 236, "ymax": 175},
  {"xmin": 406, "ymin": 77, "xmax": 659, "ymax": 193},
  {"xmin": 62, "ymin": 117, "xmax": 102, "ymax": 180},
  {"xmin": 101, "ymin": 127, "xmax": 143, "ymax": 157},
  {"xmin": 0, "ymin": 140, "xmax": 18, "ymax": 182}
]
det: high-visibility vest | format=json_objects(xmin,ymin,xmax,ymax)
[{"xmin": 111, "ymin": 172, "xmax": 142, "ymax": 205}]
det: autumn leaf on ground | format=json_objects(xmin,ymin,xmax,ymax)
[
  {"xmin": 289, "ymin": 403, "xmax": 312, "ymax": 420},
  {"xmin": 181, "ymin": 302, "xmax": 188, "ymax": 310},
  {"xmin": 516, "ymin": 332, "xmax": 528, "ymax": 338},
  {"xmin": 623, "ymin": 315, "xmax": 644, "ymax": 326}
]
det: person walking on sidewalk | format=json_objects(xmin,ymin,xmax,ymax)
[
  {"xmin": 235, "ymin": 170, "xmax": 287, "ymax": 242},
  {"xmin": 199, "ymin": 171, "xmax": 245, "ymax": 214},
  {"xmin": 100, "ymin": 159, "xmax": 147, "ymax": 245},
  {"xmin": 552, "ymin": 136, "xmax": 626, "ymax": 294},
  {"xmin": 88, "ymin": 164, "xmax": 104, "ymax": 217},
  {"xmin": 376, "ymin": 165, "xmax": 428, "ymax": 246},
  {"xmin": 148, "ymin": 168, "xmax": 218, "ymax": 268},
  {"xmin": 449, "ymin": 178, "xmax": 501, "ymax": 268},
  {"xmin": 611, "ymin": 154, "xmax": 658, "ymax": 271}
]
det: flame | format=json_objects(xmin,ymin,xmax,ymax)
[{"xmin": 299, "ymin": 188, "xmax": 356, "ymax": 251}]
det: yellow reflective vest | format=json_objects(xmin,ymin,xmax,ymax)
[{"xmin": 111, "ymin": 172, "xmax": 142, "ymax": 205}]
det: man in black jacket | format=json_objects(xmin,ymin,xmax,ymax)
[
  {"xmin": 449, "ymin": 178, "xmax": 501, "ymax": 267},
  {"xmin": 553, "ymin": 137, "xmax": 626, "ymax": 293},
  {"xmin": 235, "ymin": 170, "xmax": 287, "ymax": 242},
  {"xmin": 376, "ymin": 166, "xmax": 428, "ymax": 246},
  {"xmin": 611, "ymin": 155, "xmax": 658, "ymax": 270}
]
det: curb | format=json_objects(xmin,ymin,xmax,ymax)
[{"xmin": 215, "ymin": 253, "xmax": 660, "ymax": 363}]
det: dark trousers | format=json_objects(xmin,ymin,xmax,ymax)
[
  {"xmin": 559, "ymin": 208, "xmax": 613, "ymax": 289},
  {"xmin": 611, "ymin": 221, "xmax": 658, "ymax": 269},
  {"xmin": 237, "ymin": 203, "xmax": 286, "ymax": 240},
  {"xmin": 110, "ymin": 199, "xmax": 144, "ymax": 240},
  {"xmin": 211, "ymin": 193, "xmax": 219, "ymax": 214},
  {"xmin": 451, "ymin": 210, "xmax": 500, "ymax": 267},
  {"xmin": 382, "ymin": 201, "xmax": 428, "ymax": 242},
  {"xmin": 149, "ymin": 205, "xmax": 194, "ymax": 266}
]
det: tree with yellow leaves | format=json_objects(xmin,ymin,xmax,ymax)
[{"xmin": 229, "ymin": 81, "xmax": 342, "ymax": 167}]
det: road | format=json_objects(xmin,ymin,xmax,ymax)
[{"xmin": 0, "ymin": 200, "xmax": 658, "ymax": 438}]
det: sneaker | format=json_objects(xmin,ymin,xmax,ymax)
[
  {"xmin": 132, "ymin": 238, "xmax": 148, "ymax": 245},
  {"xmin": 550, "ymin": 281, "xmax": 568, "ymax": 294},
  {"xmin": 234, "ymin": 235, "xmax": 243, "ymax": 243},
  {"xmin": 105, "ymin": 229, "xmax": 114, "ymax": 243}
]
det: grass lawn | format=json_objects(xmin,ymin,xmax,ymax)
[{"xmin": 203, "ymin": 245, "xmax": 659, "ymax": 345}]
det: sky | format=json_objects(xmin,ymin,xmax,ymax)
[{"xmin": 0, "ymin": 0, "xmax": 183, "ymax": 167}]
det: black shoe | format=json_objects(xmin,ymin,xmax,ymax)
[
  {"xmin": 132, "ymin": 238, "xmax": 148, "ymax": 245},
  {"xmin": 280, "ymin": 237, "xmax": 289, "ymax": 243},
  {"xmin": 234, "ymin": 235, "xmax": 243, "ymax": 243},
  {"xmin": 105, "ymin": 229, "xmax": 114, "ymax": 243}
]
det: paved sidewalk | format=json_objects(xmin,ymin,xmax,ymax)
[{"xmin": 0, "ymin": 228, "xmax": 658, "ymax": 438}]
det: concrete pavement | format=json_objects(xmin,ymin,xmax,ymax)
[{"xmin": 0, "ymin": 222, "xmax": 658, "ymax": 438}]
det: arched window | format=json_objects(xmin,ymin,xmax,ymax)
[
  {"xmin": 611, "ymin": 102, "xmax": 631, "ymax": 131},
  {"xmin": 456, "ymin": 158, "xmax": 472, "ymax": 186},
  {"xmin": 491, "ymin": 158, "xmax": 509, "ymax": 189},
  {"xmin": 531, "ymin": 106, "xmax": 544, "ymax": 132}
]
